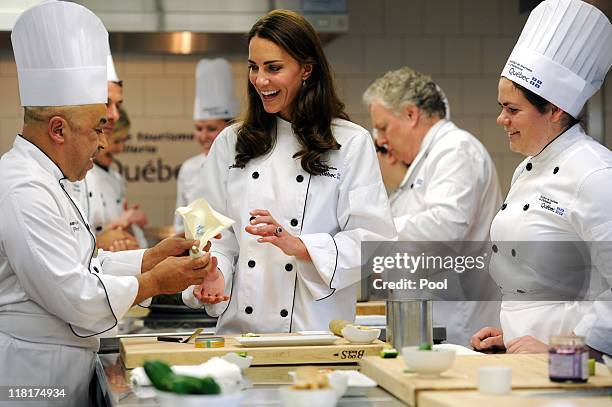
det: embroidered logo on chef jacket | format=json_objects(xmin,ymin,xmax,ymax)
[
  {"xmin": 320, "ymin": 166, "xmax": 340, "ymax": 180},
  {"xmin": 69, "ymin": 220, "xmax": 81, "ymax": 232},
  {"xmin": 538, "ymin": 195, "xmax": 565, "ymax": 216},
  {"xmin": 414, "ymin": 178, "xmax": 424, "ymax": 188}
]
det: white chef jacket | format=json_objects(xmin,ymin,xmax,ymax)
[
  {"xmin": 389, "ymin": 119, "xmax": 502, "ymax": 346},
  {"xmin": 174, "ymin": 153, "xmax": 207, "ymax": 232},
  {"xmin": 490, "ymin": 124, "xmax": 612, "ymax": 346},
  {"xmin": 0, "ymin": 136, "xmax": 144, "ymax": 405},
  {"xmin": 71, "ymin": 164, "xmax": 147, "ymax": 248},
  {"xmin": 189, "ymin": 117, "xmax": 397, "ymax": 334}
]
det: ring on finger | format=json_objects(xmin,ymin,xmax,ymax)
[{"xmin": 274, "ymin": 226, "xmax": 283, "ymax": 237}]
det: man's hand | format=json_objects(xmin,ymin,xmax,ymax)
[
  {"xmin": 471, "ymin": 326, "xmax": 505, "ymax": 351},
  {"xmin": 141, "ymin": 236, "xmax": 202, "ymax": 273},
  {"xmin": 506, "ymin": 336, "xmax": 548, "ymax": 354},
  {"xmin": 245, "ymin": 209, "xmax": 310, "ymax": 261},
  {"xmin": 193, "ymin": 268, "xmax": 230, "ymax": 304},
  {"xmin": 96, "ymin": 228, "xmax": 139, "ymax": 251},
  {"xmin": 134, "ymin": 252, "xmax": 217, "ymax": 304}
]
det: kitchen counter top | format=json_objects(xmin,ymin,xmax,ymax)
[{"xmin": 92, "ymin": 353, "xmax": 406, "ymax": 406}]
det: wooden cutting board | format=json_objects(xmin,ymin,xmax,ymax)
[
  {"xmin": 360, "ymin": 354, "xmax": 612, "ymax": 406},
  {"xmin": 121, "ymin": 334, "xmax": 387, "ymax": 369},
  {"xmin": 418, "ymin": 389, "xmax": 612, "ymax": 407},
  {"xmin": 356, "ymin": 301, "xmax": 386, "ymax": 315}
]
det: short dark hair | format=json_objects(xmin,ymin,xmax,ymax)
[
  {"xmin": 234, "ymin": 9, "xmax": 348, "ymax": 175},
  {"xmin": 513, "ymin": 82, "xmax": 580, "ymax": 129}
]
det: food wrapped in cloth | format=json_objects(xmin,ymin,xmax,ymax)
[
  {"xmin": 176, "ymin": 198, "xmax": 235, "ymax": 253},
  {"xmin": 176, "ymin": 198, "xmax": 234, "ymax": 307}
]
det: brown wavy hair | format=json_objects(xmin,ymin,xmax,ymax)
[{"xmin": 234, "ymin": 9, "xmax": 349, "ymax": 175}]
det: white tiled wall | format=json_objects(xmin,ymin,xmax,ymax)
[{"xmin": 0, "ymin": 0, "xmax": 609, "ymax": 226}]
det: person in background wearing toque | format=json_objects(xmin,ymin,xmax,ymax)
[
  {"xmin": 471, "ymin": 0, "xmax": 612, "ymax": 357},
  {"xmin": 0, "ymin": 2, "xmax": 217, "ymax": 404},
  {"xmin": 186, "ymin": 10, "xmax": 396, "ymax": 334},
  {"xmin": 174, "ymin": 58, "xmax": 239, "ymax": 234},
  {"xmin": 363, "ymin": 67, "xmax": 502, "ymax": 347}
]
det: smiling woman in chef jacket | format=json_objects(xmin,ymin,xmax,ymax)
[
  {"xmin": 472, "ymin": 0, "xmax": 612, "ymax": 354},
  {"xmin": 174, "ymin": 58, "xmax": 239, "ymax": 233},
  {"xmin": 187, "ymin": 9, "xmax": 396, "ymax": 334}
]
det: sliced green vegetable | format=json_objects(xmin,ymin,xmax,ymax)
[
  {"xmin": 418, "ymin": 343, "xmax": 432, "ymax": 351},
  {"xmin": 380, "ymin": 348, "xmax": 399, "ymax": 358},
  {"xmin": 143, "ymin": 359, "xmax": 222, "ymax": 395},
  {"xmin": 237, "ymin": 352, "xmax": 248, "ymax": 358}
]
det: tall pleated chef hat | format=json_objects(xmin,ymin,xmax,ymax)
[
  {"xmin": 11, "ymin": 0, "xmax": 109, "ymax": 107},
  {"xmin": 107, "ymin": 53, "xmax": 120, "ymax": 83},
  {"xmin": 194, "ymin": 58, "xmax": 239, "ymax": 120},
  {"xmin": 501, "ymin": 0, "xmax": 612, "ymax": 118}
]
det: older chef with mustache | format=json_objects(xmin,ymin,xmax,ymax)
[
  {"xmin": 0, "ymin": 2, "xmax": 217, "ymax": 405},
  {"xmin": 472, "ymin": 0, "xmax": 612, "ymax": 356}
]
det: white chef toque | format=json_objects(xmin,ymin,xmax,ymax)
[
  {"xmin": 107, "ymin": 53, "xmax": 120, "ymax": 83},
  {"xmin": 501, "ymin": 0, "xmax": 612, "ymax": 118},
  {"xmin": 194, "ymin": 58, "xmax": 239, "ymax": 120},
  {"xmin": 11, "ymin": 0, "xmax": 109, "ymax": 107}
]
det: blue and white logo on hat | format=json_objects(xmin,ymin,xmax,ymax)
[{"xmin": 529, "ymin": 77, "xmax": 542, "ymax": 88}]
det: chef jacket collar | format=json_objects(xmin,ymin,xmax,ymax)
[
  {"xmin": 276, "ymin": 115, "xmax": 292, "ymax": 133},
  {"xmin": 14, "ymin": 135, "xmax": 66, "ymax": 181},
  {"xmin": 398, "ymin": 118, "xmax": 450, "ymax": 190},
  {"xmin": 528, "ymin": 123, "xmax": 582, "ymax": 166}
]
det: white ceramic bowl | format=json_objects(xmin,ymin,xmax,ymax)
[
  {"xmin": 278, "ymin": 386, "xmax": 339, "ymax": 407},
  {"xmin": 401, "ymin": 346, "xmax": 456, "ymax": 375},
  {"xmin": 341, "ymin": 325, "xmax": 381, "ymax": 344},
  {"xmin": 155, "ymin": 389, "xmax": 244, "ymax": 407}
]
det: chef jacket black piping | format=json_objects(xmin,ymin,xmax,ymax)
[
  {"xmin": 509, "ymin": 125, "xmax": 575, "ymax": 198},
  {"xmin": 289, "ymin": 174, "xmax": 312, "ymax": 332},
  {"xmin": 17, "ymin": 135, "xmax": 118, "ymax": 336},
  {"xmin": 533, "ymin": 125, "xmax": 574, "ymax": 158},
  {"xmin": 314, "ymin": 236, "xmax": 338, "ymax": 302},
  {"xmin": 59, "ymin": 180, "xmax": 119, "ymax": 337}
]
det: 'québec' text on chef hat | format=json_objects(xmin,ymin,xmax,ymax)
[
  {"xmin": 11, "ymin": 0, "xmax": 109, "ymax": 107},
  {"xmin": 501, "ymin": 0, "xmax": 612, "ymax": 118},
  {"xmin": 107, "ymin": 53, "xmax": 120, "ymax": 83},
  {"xmin": 194, "ymin": 58, "xmax": 239, "ymax": 120}
]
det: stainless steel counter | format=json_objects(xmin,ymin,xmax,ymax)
[{"xmin": 93, "ymin": 354, "xmax": 406, "ymax": 407}]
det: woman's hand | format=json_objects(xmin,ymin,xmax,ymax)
[
  {"xmin": 193, "ymin": 267, "xmax": 229, "ymax": 304},
  {"xmin": 244, "ymin": 209, "xmax": 311, "ymax": 261},
  {"xmin": 506, "ymin": 335, "xmax": 548, "ymax": 354},
  {"xmin": 471, "ymin": 326, "xmax": 506, "ymax": 351}
]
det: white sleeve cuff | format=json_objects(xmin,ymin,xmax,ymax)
[
  {"xmin": 97, "ymin": 274, "xmax": 139, "ymax": 322},
  {"xmin": 296, "ymin": 233, "xmax": 337, "ymax": 299},
  {"xmin": 99, "ymin": 249, "xmax": 146, "ymax": 277}
]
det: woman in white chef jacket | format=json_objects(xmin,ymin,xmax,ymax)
[
  {"xmin": 174, "ymin": 58, "xmax": 239, "ymax": 233},
  {"xmin": 472, "ymin": 0, "xmax": 612, "ymax": 354},
  {"xmin": 188, "ymin": 9, "xmax": 397, "ymax": 334}
]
